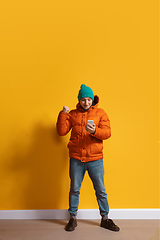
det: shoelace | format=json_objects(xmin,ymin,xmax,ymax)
[{"xmin": 108, "ymin": 219, "xmax": 117, "ymax": 227}]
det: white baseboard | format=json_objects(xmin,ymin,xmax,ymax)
[{"xmin": 0, "ymin": 209, "xmax": 159, "ymax": 220}]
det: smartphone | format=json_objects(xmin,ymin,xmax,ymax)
[{"xmin": 87, "ymin": 120, "xmax": 94, "ymax": 125}]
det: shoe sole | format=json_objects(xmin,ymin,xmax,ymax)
[{"xmin": 100, "ymin": 224, "xmax": 120, "ymax": 232}]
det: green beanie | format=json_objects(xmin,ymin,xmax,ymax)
[{"xmin": 78, "ymin": 84, "xmax": 94, "ymax": 102}]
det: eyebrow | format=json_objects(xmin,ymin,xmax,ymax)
[{"xmin": 82, "ymin": 98, "xmax": 92, "ymax": 100}]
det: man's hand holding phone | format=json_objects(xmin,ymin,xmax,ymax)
[{"xmin": 86, "ymin": 120, "xmax": 96, "ymax": 134}]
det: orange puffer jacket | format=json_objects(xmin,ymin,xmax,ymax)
[{"xmin": 56, "ymin": 96, "xmax": 111, "ymax": 162}]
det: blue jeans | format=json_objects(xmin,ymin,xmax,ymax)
[{"xmin": 69, "ymin": 158, "xmax": 109, "ymax": 217}]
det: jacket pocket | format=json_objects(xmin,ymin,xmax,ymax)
[
  {"xmin": 90, "ymin": 139, "xmax": 103, "ymax": 155},
  {"xmin": 67, "ymin": 137, "xmax": 79, "ymax": 154}
]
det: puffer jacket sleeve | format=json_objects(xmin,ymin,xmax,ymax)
[
  {"xmin": 56, "ymin": 111, "xmax": 72, "ymax": 136},
  {"xmin": 92, "ymin": 109, "xmax": 111, "ymax": 140}
]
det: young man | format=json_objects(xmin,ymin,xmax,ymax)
[{"xmin": 56, "ymin": 84, "xmax": 120, "ymax": 232}]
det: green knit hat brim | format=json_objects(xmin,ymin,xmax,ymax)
[{"xmin": 78, "ymin": 84, "xmax": 94, "ymax": 102}]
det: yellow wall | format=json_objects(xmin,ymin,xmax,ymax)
[{"xmin": 0, "ymin": 1, "xmax": 159, "ymax": 210}]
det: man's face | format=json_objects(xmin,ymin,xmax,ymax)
[{"xmin": 80, "ymin": 97, "xmax": 93, "ymax": 110}]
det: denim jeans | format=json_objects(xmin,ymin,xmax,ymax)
[{"xmin": 69, "ymin": 158, "xmax": 109, "ymax": 217}]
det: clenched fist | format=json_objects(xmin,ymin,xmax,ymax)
[{"xmin": 63, "ymin": 106, "xmax": 70, "ymax": 113}]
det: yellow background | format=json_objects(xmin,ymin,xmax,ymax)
[{"xmin": 0, "ymin": 1, "xmax": 159, "ymax": 210}]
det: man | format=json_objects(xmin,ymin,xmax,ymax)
[{"xmin": 56, "ymin": 84, "xmax": 120, "ymax": 232}]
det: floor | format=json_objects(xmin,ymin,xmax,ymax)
[{"xmin": 0, "ymin": 219, "xmax": 159, "ymax": 240}]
